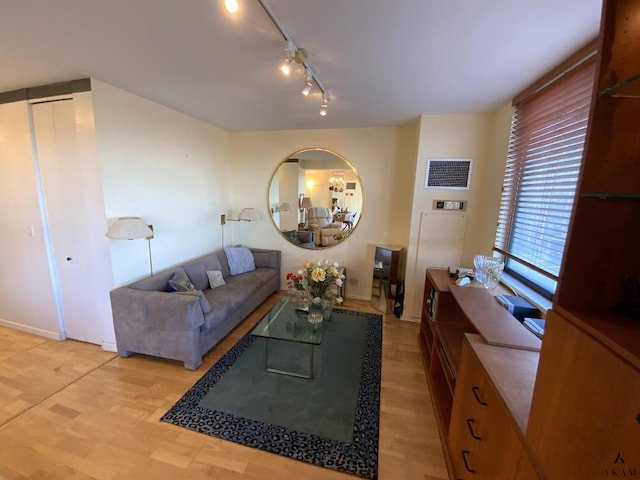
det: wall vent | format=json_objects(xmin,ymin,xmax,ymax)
[{"xmin": 425, "ymin": 159, "xmax": 473, "ymax": 190}]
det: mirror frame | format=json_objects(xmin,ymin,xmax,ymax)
[{"xmin": 268, "ymin": 147, "xmax": 364, "ymax": 250}]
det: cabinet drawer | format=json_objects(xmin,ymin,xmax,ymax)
[
  {"xmin": 449, "ymin": 402, "xmax": 482, "ymax": 479},
  {"xmin": 449, "ymin": 335, "xmax": 532, "ymax": 479}
]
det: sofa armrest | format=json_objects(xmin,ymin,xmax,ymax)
[
  {"xmin": 250, "ymin": 248, "xmax": 281, "ymax": 270},
  {"xmin": 110, "ymin": 287, "xmax": 205, "ymax": 332}
]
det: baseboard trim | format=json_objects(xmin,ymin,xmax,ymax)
[
  {"xmin": 101, "ymin": 341, "xmax": 117, "ymax": 353},
  {"xmin": 0, "ymin": 318, "xmax": 65, "ymax": 340}
]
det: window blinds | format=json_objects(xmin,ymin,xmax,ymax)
[{"xmin": 494, "ymin": 57, "xmax": 596, "ymax": 284}]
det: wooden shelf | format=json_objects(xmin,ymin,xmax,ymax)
[
  {"xmin": 599, "ymin": 73, "xmax": 640, "ymax": 98},
  {"xmin": 428, "ymin": 345, "xmax": 454, "ymax": 432},
  {"xmin": 597, "ymin": 0, "xmax": 640, "ymax": 98},
  {"xmin": 427, "ymin": 267, "xmax": 452, "ymax": 292},
  {"xmin": 436, "ymin": 322, "xmax": 471, "ymax": 376},
  {"xmin": 553, "ymin": 305, "xmax": 640, "ymax": 370},
  {"xmin": 450, "ymin": 285, "xmax": 541, "ymax": 351}
]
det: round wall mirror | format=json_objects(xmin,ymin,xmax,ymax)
[{"xmin": 268, "ymin": 148, "xmax": 363, "ymax": 249}]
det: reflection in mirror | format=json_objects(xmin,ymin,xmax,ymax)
[{"xmin": 268, "ymin": 148, "xmax": 363, "ymax": 249}]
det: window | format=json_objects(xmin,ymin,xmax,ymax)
[{"xmin": 494, "ymin": 46, "xmax": 596, "ymax": 300}]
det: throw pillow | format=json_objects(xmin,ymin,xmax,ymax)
[
  {"xmin": 167, "ymin": 269, "xmax": 197, "ymax": 292},
  {"xmin": 175, "ymin": 290, "xmax": 212, "ymax": 314},
  {"xmin": 224, "ymin": 246, "xmax": 256, "ymax": 275},
  {"xmin": 207, "ymin": 270, "xmax": 226, "ymax": 289}
]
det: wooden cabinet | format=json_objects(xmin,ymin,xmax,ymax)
[
  {"xmin": 527, "ymin": 311, "xmax": 640, "ymax": 478},
  {"xmin": 523, "ymin": 1, "xmax": 640, "ymax": 478},
  {"xmin": 514, "ymin": 450, "xmax": 539, "ymax": 480},
  {"xmin": 553, "ymin": 0, "xmax": 640, "ymax": 368},
  {"xmin": 422, "ymin": 5, "xmax": 640, "ymax": 479},
  {"xmin": 371, "ymin": 244, "xmax": 405, "ymax": 314},
  {"xmin": 418, "ymin": 268, "xmax": 541, "ymax": 478},
  {"xmin": 418, "ymin": 268, "xmax": 475, "ymax": 457},
  {"xmin": 448, "ymin": 334, "xmax": 539, "ymax": 479}
]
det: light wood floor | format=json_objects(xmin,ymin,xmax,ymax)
[{"xmin": 0, "ymin": 295, "xmax": 447, "ymax": 480}]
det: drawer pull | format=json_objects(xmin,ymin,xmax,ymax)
[
  {"xmin": 466, "ymin": 418, "xmax": 482, "ymax": 440},
  {"xmin": 471, "ymin": 386, "xmax": 488, "ymax": 406},
  {"xmin": 461, "ymin": 450, "xmax": 477, "ymax": 473}
]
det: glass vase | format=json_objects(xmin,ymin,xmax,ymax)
[
  {"xmin": 296, "ymin": 290, "xmax": 310, "ymax": 311},
  {"xmin": 320, "ymin": 296, "xmax": 333, "ymax": 321},
  {"xmin": 482, "ymin": 258, "xmax": 505, "ymax": 290}
]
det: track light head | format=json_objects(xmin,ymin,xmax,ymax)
[
  {"xmin": 320, "ymin": 93, "xmax": 329, "ymax": 116},
  {"xmin": 224, "ymin": 0, "xmax": 239, "ymax": 14},
  {"xmin": 280, "ymin": 57, "xmax": 291, "ymax": 76},
  {"xmin": 301, "ymin": 72, "xmax": 312, "ymax": 96}
]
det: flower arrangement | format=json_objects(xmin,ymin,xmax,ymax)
[{"xmin": 286, "ymin": 259, "xmax": 345, "ymax": 304}]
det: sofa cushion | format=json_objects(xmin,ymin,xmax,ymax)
[
  {"xmin": 167, "ymin": 268, "xmax": 196, "ymax": 292},
  {"xmin": 252, "ymin": 250, "xmax": 280, "ymax": 269},
  {"xmin": 182, "ymin": 254, "xmax": 225, "ymax": 291},
  {"xmin": 174, "ymin": 290, "xmax": 212, "ymax": 314},
  {"xmin": 224, "ymin": 246, "xmax": 255, "ymax": 275},
  {"xmin": 207, "ymin": 270, "xmax": 226, "ymax": 289},
  {"xmin": 202, "ymin": 267, "xmax": 276, "ymax": 328},
  {"xmin": 130, "ymin": 269, "xmax": 177, "ymax": 292}
]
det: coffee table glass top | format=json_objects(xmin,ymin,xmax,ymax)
[{"xmin": 251, "ymin": 291, "xmax": 328, "ymax": 345}]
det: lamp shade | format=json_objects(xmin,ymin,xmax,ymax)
[
  {"xmin": 278, "ymin": 202, "xmax": 291, "ymax": 212},
  {"xmin": 106, "ymin": 217, "xmax": 153, "ymax": 240},
  {"xmin": 238, "ymin": 208, "xmax": 261, "ymax": 221},
  {"xmin": 300, "ymin": 197, "xmax": 313, "ymax": 208}
]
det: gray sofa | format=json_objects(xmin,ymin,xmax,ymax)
[{"xmin": 110, "ymin": 248, "xmax": 281, "ymax": 370}]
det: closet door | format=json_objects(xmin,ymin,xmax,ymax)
[{"xmin": 31, "ymin": 98, "xmax": 111, "ymax": 345}]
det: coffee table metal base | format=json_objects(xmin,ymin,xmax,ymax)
[{"xmin": 263, "ymin": 338, "xmax": 315, "ymax": 379}]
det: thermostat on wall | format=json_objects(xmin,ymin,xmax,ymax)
[{"xmin": 433, "ymin": 200, "xmax": 466, "ymax": 211}]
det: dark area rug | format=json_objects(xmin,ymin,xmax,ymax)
[{"xmin": 160, "ymin": 308, "xmax": 382, "ymax": 479}]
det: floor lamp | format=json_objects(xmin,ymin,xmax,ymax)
[
  {"xmin": 220, "ymin": 208, "xmax": 260, "ymax": 246},
  {"xmin": 106, "ymin": 217, "xmax": 155, "ymax": 276},
  {"xmin": 300, "ymin": 197, "xmax": 313, "ymax": 227}
]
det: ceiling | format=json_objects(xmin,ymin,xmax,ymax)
[{"xmin": 0, "ymin": 0, "xmax": 602, "ymax": 132}]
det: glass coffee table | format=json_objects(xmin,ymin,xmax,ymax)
[{"xmin": 251, "ymin": 292, "xmax": 328, "ymax": 379}]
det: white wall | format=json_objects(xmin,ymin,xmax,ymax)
[
  {"xmin": 404, "ymin": 113, "xmax": 501, "ymax": 320},
  {"xmin": 91, "ymin": 80, "xmax": 233, "ymax": 287},
  {"xmin": 229, "ymin": 125, "xmax": 419, "ymax": 300}
]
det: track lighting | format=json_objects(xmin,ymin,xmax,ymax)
[
  {"xmin": 301, "ymin": 72, "xmax": 312, "ymax": 96},
  {"xmin": 255, "ymin": 0, "xmax": 331, "ymax": 116},
  {"xmin": 280, "ymin": 57, "xmax": 291, "ymax": 76},
  {"xmin": 224, "ymin": 0, "xmax": 239, "ymax": 14},
  {"xmin": 320, "ymin": 94, "xmax": 329, "ymax": 116}
]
